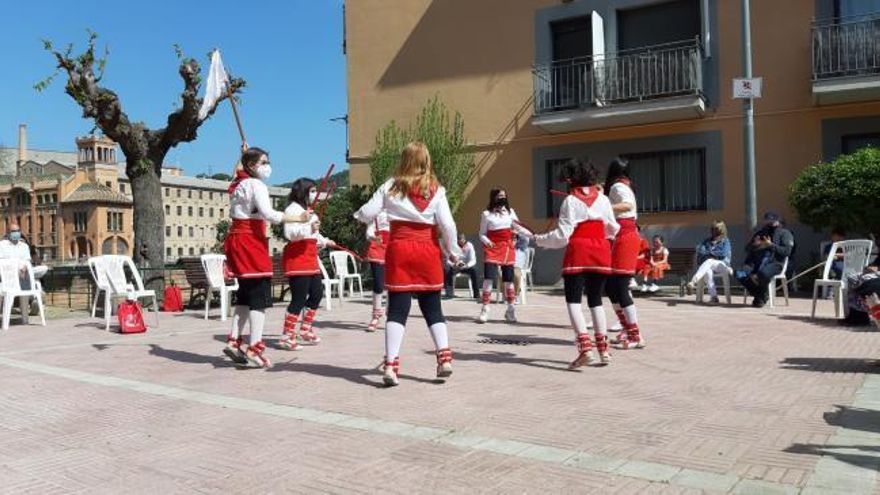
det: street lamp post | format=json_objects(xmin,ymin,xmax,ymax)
[{"xmin": 742, "ymin": 0, "xmax": 758, "ymax": 230}]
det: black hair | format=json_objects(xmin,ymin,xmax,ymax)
[
  {"xmin": 604, "ymin": 157, "xmax": 631, "ymax": 192},
  {"xmin": 486, "ymin": 187, "xmax": 509, "ymax": 211},
  {"xmin": 287, "ymin": 178, "xmax": 316, "ymax": 209},
  {"xmin": 558, "ymin": 158, "xmax": 599, "ymax": 188},
  {"xmin": 831, "ymin": 227, "xmax": 847, "ymax": 237},
  {"xmin": 241, "ymin": 147, "xmax": 269, "ymax": 176},
  {"xmin": 652, "ymin": 234, "xmax": 665, "ymax": 243}
]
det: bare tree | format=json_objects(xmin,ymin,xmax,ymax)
[{"xmin": 38, "ymin": 32, "xmax": 244, "ymax": 285}]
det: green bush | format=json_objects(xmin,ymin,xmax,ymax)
[{"xmin": 789, "ymin": 147, "xmax": 880, "ymax": 238}]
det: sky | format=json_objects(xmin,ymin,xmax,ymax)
[{"xmin": 0, "ymin": 0, "xmax": 347, "ymax": 184}]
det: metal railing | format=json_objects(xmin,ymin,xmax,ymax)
[
  {"xmin": 813, "ymin": 13, "xmax": 880, "ymax": 81},
  {"xmin": 533, "ymin": 38, "xmax": 704, "ymax": 115}
]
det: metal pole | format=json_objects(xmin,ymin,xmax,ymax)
[{"xmin": 742, "ymin": 0, "xmax": 758, "ymax": 229}]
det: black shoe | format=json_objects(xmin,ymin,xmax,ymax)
[{"xmin": 751, "ymin": 298, "xmax": 766, "ymax": 308}]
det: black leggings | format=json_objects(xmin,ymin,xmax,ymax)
[
  {"xmin": 564, "ymin": 272, "xmax": 606, "ymax": 307},
  {"xmin": 605, "ymin": 275, "xmax": 634, "ymax": 307},
  {"xmin": 371, "ymin": 262, "xmax": 385, "ymax": 294},
  {"xmin": 286, "ymin": 275, "xmax": 323, "ymax": 314},
  {"xmin": 484, "ymin": 263, "xmax": 514, "ymax": 283},
  {"xmin": 387, "ymin": 291, "xmax": 445, "ymax": 326}
]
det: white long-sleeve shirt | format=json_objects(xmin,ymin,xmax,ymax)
[
  {"xmin": 283, "ymin": 202, "xmax": 329, "ymax": 247},
  {"xmin": 609, "ymin": 182, "xmax": 638, "ymax": 220},
  {"xmin": 444, "ymin": 241, "xmax": 477, "ymax": 268},
  {"xmin": 365, "ymin": 210, "xmax": 390, "ymax": 241},
  {"xmin": 0, "ymin": 239, "xmax": 30, "ymax": 261},
  {"xmin": 535, "ymin": 188, "xmax": 620, "ymax": 250},
  {"xmin": 354, "ymin": 179, "xmax": 462, "ymax": 259},
  {"xmin": 230, "ymin": 177, "xmax": 284, "ymax": 224},
  {"xmin": 478, "ymin": 208, "xmax": 530, "ymax": 246}
]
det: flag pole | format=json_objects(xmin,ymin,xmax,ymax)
[{"xmin": 226, "ymin": 86, "xmax": 247, "ymax": 145}]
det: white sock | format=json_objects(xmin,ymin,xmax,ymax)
[
  {"xmin": 566, "ymin": 303, "xmax": 588, "ymax": 336},
  {"xmin": 373, "ymin": 293, "xmax": 383, "ymax": 311},
  {"xmin": 428, "ymin": 322, "xmax": 449, "ymax": 350},
  {"xmin": 623, "ymin": 305, "xmax": 638, "ymax": 326},
  {"xmin": 230, "ymin": 305, "xmax": 248, "ymax": 339},
  {"xmin": 589, "ymin": 306, "xmax": 607, "ymax": 335},
  {"xmin": 385, "ymin": 321, "xmax": 405, "ymax": 358},
  {"xmin": 248, "ymin": 310, "xmax": 266, "ymax": 345}
]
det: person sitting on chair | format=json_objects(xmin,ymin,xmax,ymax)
[
  {"xmin": 444, "ymin": 234, "xmax": 479, "ymax": 299},
  {"xmin": 0, "ymin": 223, "xmax": 46, "ymax": 323},
  {"xmin": 736, "ymin": 212, "xmax": 794, "ymax": 308}
]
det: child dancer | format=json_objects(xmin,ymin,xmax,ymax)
[
  {"xmin": 477, "ymin": 188, "xmax": 531, "ymax": 324},
  {"xmin": 604, "ymin": 158, "xmax": 646, "ymax": 349},
  {"xmin": 224, "ymin": 146, "xmax": 308, "ymax": 368},
  {"xmin": 280, "ymin": 178, "xmax": 337, "ymax": 350},
  {"xmin": 364, "ymin": 210, "xmax": 390, "ymax": 332},
  {"xmin": 536, "ymin": 159, "xmax": 619, "ymax": 368},
  {"xmin": 354, "ymin": 141, "xmax": 462, "ymax": 387},
  {"xmin": 640, "ymin": 235, "xmax": 669, "ymax": 293}
]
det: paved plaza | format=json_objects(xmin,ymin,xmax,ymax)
[{"xmin": 1, "ymin": 291, "xmax": 879, "ymax": 494}]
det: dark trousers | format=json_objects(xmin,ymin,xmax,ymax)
[
  {"xmin": 738, "ymin": 263, "xmax": 783, "ymax": 303},
  {"xmin": 444, "ymin": 265, "xmax": 480, "ymax": 297}
]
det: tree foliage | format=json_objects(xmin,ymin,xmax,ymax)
[
  {"xmin": 369, "ymin": 96, "xmax": 474, "ymax": 215},
  {"xmin": 789, "ymin": 146, "xmax": 880, "ymax": 238},
  {"xmin": 213, "ymin": 219, "xmax": 231, "ymax": 253}
]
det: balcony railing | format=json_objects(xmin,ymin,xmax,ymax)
[
  {"xmin": 533, "ymin": 38, "xmax": 704, "ymax": 115},
  {"xmin": 813, "ymin": 14, "xmax": 880, "ymax": 81}
]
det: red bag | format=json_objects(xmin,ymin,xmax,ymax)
[
  {"xmin": 118, "ymin": 299, "xmax": 147, "ymax": 334},
  {"xmin": 162, "ymin": 284, "xmax": 184, "ymax": 312}
]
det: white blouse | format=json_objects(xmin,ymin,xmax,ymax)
[
  {"xmin": 354, "ymin": 179, "xmax": 462, "ymax": 259},
  {"xmin": 365, "ymin": 210, "xmax": 390, "ymax": 241},
  {"xmin": 609, "ymin": 182, "xmax": 638, "ymax": 220},
  {"xmin": 478, "ymin": 208, "xmax": 530, "ymax": 245},
  {"xmin": 535, "ymin": 188, "xmax": 620, "ymax": 250},
  {"xmin": 230, "ymin": 177, "xmax": 284, "ymax": 224},
  {"xmin": 283, "ymin": 202, "xmax": 329, "ymax": 247}
]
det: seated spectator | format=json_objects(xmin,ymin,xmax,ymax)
[
  {"xmin": 632, "ymin": 235, "xmax": 650, "ymax": 291},
  {"xmin": 823, "ymin": 228, "xmax": 847, "ymax": 279},
  {"xmin": 639, "ymin": 235, "xmax": 669, "ymax": 293},
  {"xmin": 687, "ymin": 221, "xmax": 732, "ymax": 303},
  {"xmin": 736, "ymin": 211, "xmax": 795, "ymax": 308},
  {"xmin": 444, "ymin": 234, "xmax": 479, "ymax": 298},
  {"xmin": 844, "ymin": 264, "xmax": 880, "ymax": 326},
  {"xmin": 0, "ymin": 223, "xmax": 45, "ymax": 323}
]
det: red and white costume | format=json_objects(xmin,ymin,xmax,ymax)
[
  {"xmin": 608, "ymin": 180, "xmax": 640, "ymax": 276},
  {"xmin": 225, "ymin": 176, "xmax": 284, "ymax": 279},
  {"xmin": 479, "ymin": 208, "xmax": 529, "ymax": 266},
  {"xmin": 535, "ymin": 186, "xmax": 619, "ymax": 272},
  {"xmin": 282, "ymin": 203, "xmax": 329, "ymax": 277},
  {"xmin": 365, "ymin": 210, "xmax": 390, "ymax": 264},
  {"xmin": 354, "ymin": 179, "xmax": 462, "ymax": 292}
]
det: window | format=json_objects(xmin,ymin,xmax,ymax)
[
  {"xmin": 188, "ymin": 190, "xmax": 192, "ymax": 199},
  {"xmin": 188, "ymin": 206, "xmax": 193, "ymax": 217},
  {"xmin": 178, "ymin": 247, "xmax": 183, "ymax": 256},
  {"xmin": 842, "ymin": 133, "xmax": 880, "ymax": 154},
  {"xmin": 176, "ymin": 189, "xmax": 181, "ymax": 198},
  {"xmin": 617, "ymin": 0, "xmax": 700, "ymax": 51},
  {"xmin": 189, "ymin": 227, "xmax": 194, "ymax": 237},
  {"xmin": 50, "ymin": 214, "xmax": 56, "ymax": 233},
  {"xmin": 177, "ymin": 226, "xmax": 183, "ymax": 237},
  {"xmin": 220, "ymin": 208, "xmax": 225, "ymax": 218},
  {"xmin": 189, "ymin": 247, "xmax": 195, "ymax": 255},
  {"xmin": 165, "ymin": 205, "xmax": 170, "ymax": 215},
  {"xmin": 210, "ymin": 207, "xmax": 214, "ymax": 217},
  {"xmin": 198, "ymin": 207, "xmax": 204, "ymax": 217},
  {"xmin": 836, "ymin": 0, "xmax": 880, "ymax": 18},
  {"xmin": 106, "ymin": 211, "xmax": 124, "ymax": 232},
  {"xmin": 177, "ymin": 206, "xmax": 182, "ymax": 216},
  {"xmin": 119, "ymin": 183, "xmax": 126, "ymax": 194},
  {"xmin": 199, "ymin": 190, "xmax": 203, "ymax": 199},
  {"xmin": 544, "ymin": 158, "xmax": 571, "ymax": 217},
  {"xmin": 165, "ymin": 188, "xmax": 170, "ymax": 197},
  {"xmin": 200, "ymin": 227, "xmax": 205, "ymax": 238},
  {"xmin": 200, "ymin": 247, "xmax": 206, "ymax": 254},
  {"xmin": 51, "ymin": 194, "xmax": 57, "ymax": 203},
  {"xmin": 39, "ymin": 216, "xmax": 44, "ymax": 233},
  {"xmin": 209, "ymin": 192, "xmax": 214, "ymax": 200},
  {"xmin": 74, "ymin": 211, "xmax": 88, "ymax": 232},
  {"xmin": 166, "ymin": 247, "xmax": 172, "ymax": 257},
  {"xmin": 105, "ymin": 181, "xmax": 112, "ymax": 188},
  {"xmin": 620, "ymin": 148, "xmax": 707, "ymax": 213}
]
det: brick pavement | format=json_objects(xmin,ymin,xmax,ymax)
[{"xmin": 0, "ymin": 290, "xmax": 878, "ymax": 494}]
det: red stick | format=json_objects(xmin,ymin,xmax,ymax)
[
  {"xmin": 332, "ymin": 244, "xmax": 363, "ymax": 261},
  {"xmin": 311, "ymin": 163, "xmax": 336, "ymax": 209},
  {"xmin": 550, "ymin": 189, "xmax": 567, "ymax": 197},
  {"xmin": 317, "ymin": 181, "xmax": 337, "ymax": 218}
]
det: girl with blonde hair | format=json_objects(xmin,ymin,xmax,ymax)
[
  {"xmin": 354, "ymin": 142, "xmax": 463, "ymax": 386},
  {"xmin": 687, "ymin": 220, "xmax": 733, "ymax": 303}
]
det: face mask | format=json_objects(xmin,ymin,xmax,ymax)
[
  {"xmin": 493, "ymin": 197, "xmax": 509, "ymax": 210},
  {"xmin": 8, "ymin": 231, "xmax": 21, "ymax": 242},
  {"xmin": 308, "ymin": 191, "xmax": 318, "ymax": 205},
  {"xmin": 255, "ymin": 165, "xmax": 272, "ymax": 180}
]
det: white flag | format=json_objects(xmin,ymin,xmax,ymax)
[{"xmin": 198, "ymin": 49, "xmax": 230, "ymax": 121}]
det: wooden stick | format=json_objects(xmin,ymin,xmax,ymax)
[
  {"xmin": 782, "ymin": 261, "xmax": 826, "ymax": 286},
  {"xmin": 332, "ymin": 244, "xmax": 363, "ymax": 261},
  {"xmin": 226, "ymin": 86, "xmax": 246, "ymax": 145},
  {"xmin": 317, "ymin": 181, "xmax": 337, "ymax": 218},
  {"xmin": 550, "ymin": 189, "xmax": 567, "ymax": 197},
  {"xmin": 311, "ymin": 163, "xmax": 336, "ymax": 209}
]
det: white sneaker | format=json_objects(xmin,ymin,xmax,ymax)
[
  {"xmin": 599, "ymin": 351, "xmax": 611, "ymax": 365},
  {"xmin": 608, "ymin": 322, "xmax": 623, "ymax": 332},
  {"xmin": 437, "ymin": 361, "xmax": 453, "ymax": 378},
  {"xmin": 648, "ymin": 284, "xmax": 660, "ymax": 293},
  {"xmin": 568, "ymin": 351, "xmax": 595, "ymax": 369},
  {"xmin": 628, "ymin": 279, "xmax": 639, "ymax": 290},
  {"xmin": 504, "ymin": 305, "xmax": 517, "ymax": 323},
  {"xmin": 640, "ymin": 284, "xmax": 649, "ymax": 293},
  {"xmin": 383, "ymin": 366, "xmax": 399, "ymax": 386},
  {"xmin": 477, "ymin": 306, "xmax": 489, "ymax": 323}
]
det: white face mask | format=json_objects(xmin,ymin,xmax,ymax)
[
  {"xmin": 308, "ymin": 190, "xmax": 318, "ymax": 204},
  {"xmin": 255, "ymin": 165, "xmax": 272, "ymax": 180}
]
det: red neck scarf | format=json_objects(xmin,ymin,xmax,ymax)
[
  {"xmin": 571, "ymin": 186, "xmax": 600, "ymax": 207},
  {"xmin": 408, "ymin": 184, "xmax": 438, "ymax": 212},
  {"xmin": 228, "ymin": 169, "xmax": 251, "ymax": 195}
]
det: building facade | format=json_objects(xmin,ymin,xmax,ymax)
[{"xmin": 345, "ymin": 0, "xmax": 880, "ymax": 282}]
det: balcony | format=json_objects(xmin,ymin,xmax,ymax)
[
  {"xmin": 812, "ymin": 14, "xmax": 880, "ymax": 104},
  {"xmin": 532, "ymin": 39, "xmax": 706, "ymax": 133}
]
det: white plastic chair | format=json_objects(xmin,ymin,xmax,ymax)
[
  {"xmin": 696, "ymin": 269, "xmax": 732, "ymax": 304},
  {"xmin": 93, "ymin": 255, "xmax": 159, "ymax": 331},
  {"xmin": 88, "ymin": 257, "xmax": 111, "ymax": 318},
  {"xmin": 742, "ymin": 257, "xmax": 790, "ymax": 308},
  {"xmin": 453, "ymin": 271, "xmax": 475, "ymax": 297},
  {"xmin": 812, "ymin": 240, "xmax": 874, "ymax": 319},
  {"xmin": 0, "ymin": 259, "xmax": 46, "ymax": 331},
  {"xmin": 519, "ymin": 247, "xmax": 536, "ymax": 304},
  {"xmin": 330, "ymin": 251, "xmax": 364, "ymax": 299},
  {"xmin": 319, "ymin": 257, "xmax": 342, "ymax": 310},
  {"xmin": 201, "ymin": 254, "xmax": 238, "ymax": 321}
]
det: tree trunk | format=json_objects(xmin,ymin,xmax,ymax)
[{"xmin": 129, "ymin": 157, "xmax": 165, "ymax": 292}]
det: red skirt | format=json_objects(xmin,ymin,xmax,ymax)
[
  {"xmin": 611, "ymin": 218, "xmax": 640, "ymax": 276},
  {"xmin": 385, "ymin": 221, "xmax": 442, "ymax": 292},
  {"xmin": 563, "ymin": 220, "xmax": 612, "ymax": 274},
  {"xmin": 484, "ymin": 229, "xmax": 514, "ymax": 266},
  {"xmin": 225, "ymin": 219, "xmax": 272, "ymax": 279},
  {"xmin": 282, "ymin": 239, "xmax": 319, "ymax": 276},
  {"xmin": 365, "ymin": 230, "xmax": 390, "ymax": 264}
]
